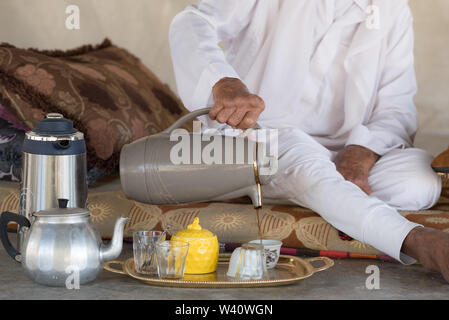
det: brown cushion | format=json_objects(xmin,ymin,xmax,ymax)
[{"xmin": 0, "ymin": 39, "xmax": 190, "ymax": 174}]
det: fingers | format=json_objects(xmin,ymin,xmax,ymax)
[
  {"xmin": 209, "ymin": 103, "xmax": 224, "ymax": 120},
  {"xmin": 236, "ymin": 97, "xmax": 265, "ymax": 129},
  {"xmin": 237, "ymin": 110, "xmax": 259, "ymax": 130},
  {"xmin": 228, "ymin": 107, "xmax": 248, "ymax": 127},
  {"xmin": 216, "ymin": 106, "xmax": 236, "ymax": 124},
  {"xmin": 209, "ymin": 97, "xmax": 264, "ymax": 128},
  {"xmin": 442, "ymin": 271, "xmax": 449, "ymax": 284}
]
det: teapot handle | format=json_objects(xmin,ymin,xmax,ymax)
[
  {"xmin": 163, "ymin": 107, "xmax": 261, "ymax": 134},
  {"xmin": 0, "ymin": 211, "xmax": 30, "ymax": 262}
]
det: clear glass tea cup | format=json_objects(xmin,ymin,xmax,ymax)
[
  {"xmin": 155, "ymin": 240, "xmax": 190, "ymax": 280},
  {"xmin": 133, "ymin": 230, "xmax": 166, "ymax": 275}
]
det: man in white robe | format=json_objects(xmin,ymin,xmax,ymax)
[{"xmin": 169, "ymin": 0, "xmax": 449, "ymax": 281}]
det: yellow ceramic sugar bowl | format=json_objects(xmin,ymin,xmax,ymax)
[{"xmin": 171, "ymin": 217, "xmax": 219, "ymax": 274}]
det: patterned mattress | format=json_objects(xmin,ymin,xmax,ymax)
[{"xmin": 1, "ymin": 175, "xmax": 448, "ymax": 256}]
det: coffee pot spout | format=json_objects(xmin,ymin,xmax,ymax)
[
  {"xmin": 210, "ymin": 184, "xmax": 262, "ymax": 209},
  {"xmin": 248, "ymin": 184, "xmax": 262, "ymax": 209},
  {"xmin": 100, "ymin": 215, "xmax": 129, "ymax": 262}
]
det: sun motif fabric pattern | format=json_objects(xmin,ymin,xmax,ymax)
[
  {"xmin": 88, "ymin": 202, "xmax": 112, "ymax": 223},
  {"xmin": 210, "ymin": 213, "xmax": 245, "ymax": 232}
]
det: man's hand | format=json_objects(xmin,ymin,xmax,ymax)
[
  {"xmin": 402, "ymin": 227, "xmax": 449, "ymax": 282},
  {"xmin": 334, "ymin": 145, "xmax": 380, "ymax": 195},
  {"xmin": 210, "ymin": 77, "xmax": 265, "ymax": 129}
]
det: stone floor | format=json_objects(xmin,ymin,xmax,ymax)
[{"xmin": 1, "ymin": 234, "xmax": 449, "ymax": 300}]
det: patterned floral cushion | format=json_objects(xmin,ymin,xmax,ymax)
[{"xmin": 0, "ymin": 39, "xmax": 190, "ymax": 175}]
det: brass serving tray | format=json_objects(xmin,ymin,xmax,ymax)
[{"xmin": 104, "ymin": 254, "xmax": 334, "ymax": 288}]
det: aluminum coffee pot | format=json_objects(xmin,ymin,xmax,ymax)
[
  {"xmin": 18, "ymin": 113, "xmax": 88, "ymax": 246},
  {"xmin": 120, "ymin": 108, "xmax": 275, "ymax": 208},
  {"xmin": 0, "ymin": 208, "xmax": 128, "ymax": 286}
]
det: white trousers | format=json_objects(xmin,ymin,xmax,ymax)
[{"xmin": 261, "ymin": 128, "xmax": 442, "ymax": 263}]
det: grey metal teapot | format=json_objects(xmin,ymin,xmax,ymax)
[
  {"xmin": 120, "ymin": 108, "xmax": 275, "ymax": 208},
  {"xmin": 0, "ymin": 206, "xmax": 128, "ymax": 286}
]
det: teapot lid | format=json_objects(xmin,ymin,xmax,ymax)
[
  {"xmin": 174, "ymin": 217, "xmax": 215, "ymax": 239},
  {"xmin": 33, "ymin": 208, "xmax": 89, "ymax": 218}
]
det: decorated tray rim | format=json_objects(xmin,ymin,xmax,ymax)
[{"xmin": 104, "ymin": 254, "xmax": 334, "ymax": 288}]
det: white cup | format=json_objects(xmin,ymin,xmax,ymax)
[
  {"xmin": 249, "ymin": 240, "xmax": 283, "ymax": 269},
  {"xmin": 227, "ymin": 243, "xmax": 267, "ymax": 280}
]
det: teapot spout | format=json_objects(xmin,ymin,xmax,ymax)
[{"xmin": 100, "ymin": 215, "xmax": 129, "ymax": 262}]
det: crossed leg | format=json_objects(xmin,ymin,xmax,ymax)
[
  {"xmin": 368, "ymin": 148, "xmax": 441, "ymax": 211},
  {"xmin": 262, "ymin": 128, "xmax": 442, "ymax": 265}
]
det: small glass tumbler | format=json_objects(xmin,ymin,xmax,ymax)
[
  {"xmin": 133, "ymin": 231, "xmax": 165, "ymax": 275},
  {"xmin": 155, "ymin": 240, "xmax": 189, "ymax": 280}
]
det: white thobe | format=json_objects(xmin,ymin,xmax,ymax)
[{"xmin": 169, "ymin": 0, "xmax": 442, "ymax": 263}]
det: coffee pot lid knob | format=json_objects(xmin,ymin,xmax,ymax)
[{"xmin": 45, "ymin": 113, "xmax": 64, "ymax": 119}]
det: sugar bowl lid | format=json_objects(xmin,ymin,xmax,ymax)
[{"xmin": 174, "ymin": 217, "xmax": 215, "ymax": 239}]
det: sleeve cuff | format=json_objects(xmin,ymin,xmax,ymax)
[
  {"xmin": 345, "ymin": 124, "xmax": 405, "ymax": 156},
  {"xmin": 397, "ymin": 224, "xmax": 424, "ymax": 265},
  {"xmin": 192, "ymin": 61, "xmax": 240, "ymax": 130},
  {"xmin": 192, "ymin": 61, "xmax": 240, "ymax": 109}
]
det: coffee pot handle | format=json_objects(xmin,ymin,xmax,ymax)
[
  {"xmin": 0, "ymin": 211, "xmax": 30, "ymax": 262},
  {"xmin": 163, "ymin": 107, "xmax": 261, "ymax": 134},
  {"xmin": 163, "ymin": 107, "xmax": 212, "ymax": 134}
]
